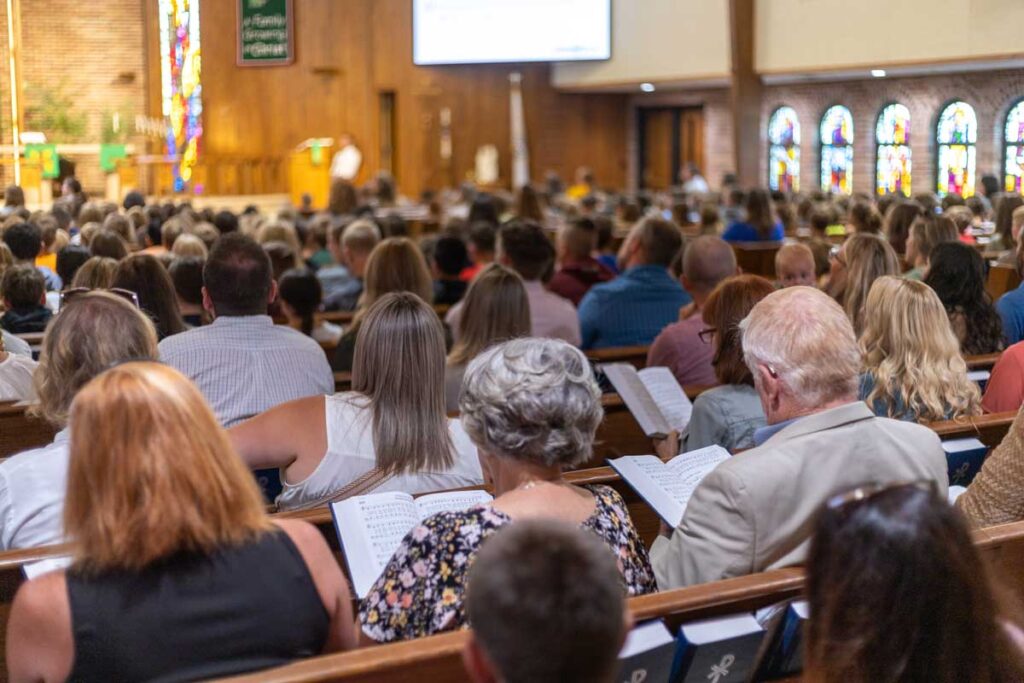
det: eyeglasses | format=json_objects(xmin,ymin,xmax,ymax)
[
  {"xmin": 59, "ymin": 287, "xmax": 140, "ymax": 309},
  {"xmin": 824, "ymin": 480, "xmax": 936, "ymax": 521},
  {"xmin": 698, "ymin": 327, "xmax": 716, "ymax": 344}
]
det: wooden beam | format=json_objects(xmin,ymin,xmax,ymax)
[
  {"xmin": 4, "ymin": 0, "xmax": 21, "ymax": 184},
  {"xmin": 729, "ymin": 0, "xmax": 762, "ymax": 188}
]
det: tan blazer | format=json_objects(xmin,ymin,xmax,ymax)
[{"xmin": 650, "ymin": 401, "xmax": 949, "ymax": 589}]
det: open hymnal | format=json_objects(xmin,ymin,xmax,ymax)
[
  {"xmin": 601, "ymin": 363, "xmax": 693, "ymax": 439},
  {"xmin": 608, "ymin": 446, "xmax": 730, "ymax": 527},
  {"xmin": 330, "ymin": 490, "xmax": 493, "ymax": 598}
]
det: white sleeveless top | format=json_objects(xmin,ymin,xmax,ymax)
[{"xmin": 275, "ymin": 393, "xmax": 483, "ymax": 511}]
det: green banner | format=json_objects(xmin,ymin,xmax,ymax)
[
  {"xmin": 238, "ymin": 0, "xmax": 293, "ymax": 66},
  {"xmin": 24, "ymin": 144, "xmax": 58, "ymax": 178},
  {"xmin": 99, "ymin": 144, "xmax": 128, "ymax": 173}
]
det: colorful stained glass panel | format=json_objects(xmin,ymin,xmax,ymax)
[
  {"xmin": 876, "ymin": 104, "xmax": 911, "ymax": 196},
  {"xmin": 158, "ymin": 0, "xmax": 202, "ymax": 193},
  {"xmin": 936, "ymin": 101, "xmax": 976, "ymax": 197},
  {"xmin": 820, "ymin": 105, "xmax": 853, "ymax": 193},
  {"xmin": 768, "ymin": 106, "xmax": 800, "ymax": 192},
  {"xmin": 1004, "ymin": 101, "xmax": 1024, "ymax": 193}
]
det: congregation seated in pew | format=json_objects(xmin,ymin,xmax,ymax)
[
  {"xmin": 444, "ymin": 264, "xmax": 530, "ymax": 414},
  {"xmin": 857, "ymin": 276, "xmax": 981, "ymax": 421},
  {"xmin": 0, "ymin": 292, "xmax": 159, "ymax": 550},
  {"xmin": 650, "ymin": 287, "xmax": 948, "ymax": 589},
  {"xmin": 319, "ymin": 218, "xmax": 381, "ymax": 312},
  {"xmin": 462, "ymin": 520, "xmax": 629, "ymax": 683},
  {"xmin": 231, "ymin": 293, "xmax": 482, "ymax": 512},
  {"xmin": 925, "ymin": 241, "xmax": 1005, "ymax": 355},
  {"xmin": 7, "ymin": 362, "xmax": 356, "ymax": 682},
  {"xmin": 359, "ymin": 338, "xmax": 655, "ymax": 644},
  {"xmin": 158, "ymin": 233, "xmax": 333, "ymax": 427},
  {"xmin": 111, "ymin": 253, "xmax": 188, "ymax": 340}
]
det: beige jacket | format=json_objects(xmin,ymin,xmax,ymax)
[
  {"xmin": 956, "ymin": 405, "xmax": 1024, "ymax": 527},
  {"xmin": 650, "ymin": 401, "xmax": 949, "ymax": 589}
]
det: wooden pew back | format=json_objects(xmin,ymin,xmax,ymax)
[
  {"xmin": 986, "ymin": 263, "xmax": 1021, "ymax": 301},
  {"xmin": 731, "ymin": 242, "xmax": 782, "ymax": 279},
  {"xmin": 0, "ymin": 404, "xmax": 56, "ymax": 459}
]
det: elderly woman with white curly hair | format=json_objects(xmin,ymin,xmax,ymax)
[{"xmin": 358, "ymin": 338, "xmax": 656, "ymax": 644}]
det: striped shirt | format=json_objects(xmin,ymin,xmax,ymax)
[{"xmin": 158, "ymin": 315, "xmax": 334, "ymax": 426}]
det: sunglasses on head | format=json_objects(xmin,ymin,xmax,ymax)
[
  {"xmin": 824, "ymin": 480, "xmax": 936, "ymax": 521},
  {"xmin": 59, "ymin": 287, "xmax": 140, "ymax": 309}
]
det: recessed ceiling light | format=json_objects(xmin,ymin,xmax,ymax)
[
  {"xmin": 871, "ymin": 69, "xmax": 887, "ymax": 78},
  {"xmin": 640, "ymin": 82, "xmax": 656, "ymax": 93}
]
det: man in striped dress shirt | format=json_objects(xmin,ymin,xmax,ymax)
[{"xmin": 159, "ymin": 233, "xmax": 333, "ymax": 427}]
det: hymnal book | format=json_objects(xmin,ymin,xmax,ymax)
[
  {"xmin": 607, "ymin": 446, "xmax": 730, "ymax": 527},
  {"xmin": 601, "ymin": 363, "xmax": 693, "ymax": 439},
  {"xmin": 22, "ymin": 555, "xmax": 72, "ymax": 581},
  {"xmin": 752, "ymin": 600, "xmax": 811, "ymax": 680},
  {"xmin": 330, "ymin": 490, "xmax": 493, "ymax": 598},
  {"xmin": 943, "ymin": 437, "xmax": 989, "ymax": 487},
  {"xmin": 616, "ymin": 620, "xmax": 676, "ymax": 683},
  {"xmin": 670, "ymin": 614, "xmax": 765, "ymax": 683},
  {"xmin": 967, "ymin": 369, "xmax": 991, "ymax": 392}
]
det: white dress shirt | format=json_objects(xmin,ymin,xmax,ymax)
[
  {"xmin": 158, "ymin": 315, "xmax": 334, "ymax": 427},
  {"xmin": 0, "ymin": 429, "xmax": 70, "ymax": 550},
  {"xmin": 330, "ymin": 145, "xmax": 363, "ymax": 180},
  {"xmin": 0, "ymin": 352, "xmax": 37, "ymax": 402},
  {"xmin": 2, "ymin": 330, "xmax": 31, "ymax": 357}
]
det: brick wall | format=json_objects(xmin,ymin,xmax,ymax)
[
  {"xmin": 0, "ymin": 0, "xmax": 146, "ymax": 194},
  {"xmin": 759, "ymin": 69, "xmax": 1024, "ymax": 196}
]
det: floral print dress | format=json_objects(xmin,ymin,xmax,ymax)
[{"xmin": 358, "ymin": 484, "xmax": 657, "ymax": 643}]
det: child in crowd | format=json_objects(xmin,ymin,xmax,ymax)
[
  {"xmin": 277, "ymin": 268, "xmax": 343, "ymax": 345},
  {"xmin": 0, "ymin": 264, "xmax": 51, "ymax": 333},
  {"xmin": 775, "ymin": 243, "xmax": 817, "ymax": 288}
]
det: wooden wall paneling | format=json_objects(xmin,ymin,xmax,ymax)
[{"xmin": 730, "ymin": 0, "xmax": 763, "ymax": 188}]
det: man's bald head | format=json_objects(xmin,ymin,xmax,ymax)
[{"xmin": 682, "ymin": 236, "xmax": 737, "ymax": 295}]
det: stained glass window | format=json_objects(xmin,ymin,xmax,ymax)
[
  {"xmin": 875, "ymin": 103, "xmax": 912, "ymax": 197},
  {"xmin": 768, "ymin": 106, "xmax": 800, "ymax": 192},
  {"xmin": 1004, "ymin": 100, "xmax": 1024, "ymax": 193},
  {"xmin": 935, "ymin": 101, "xmax": 977, "ymax": 197},
  {"xmin": 820, "ymin": 105, "xmax": 853, "ymax": 194},
  {"xmin": 158, "ymin": 0, "xmax": 202, "ymax": 192}
]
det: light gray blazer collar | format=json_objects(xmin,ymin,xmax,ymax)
[{"xmin": 761, "ymin": 401, "xmax": 875, "ymax": 447}]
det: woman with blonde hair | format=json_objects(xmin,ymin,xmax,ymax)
[
  {"xmin": 859, "ymin": 276, "xmax": 981, "ymax": 422},
  {"xmin": 0, "ymin": 292, "xmax": 158, "ymax": 550},
  {"xmin": 231, "ymin": 292, "xmax": 482, "ymax": 511},
  {"xmin": 255, "ymin": 220, "xmax": 302, "ymax": 269},
  {"xmin": 170, "ymin": 232, "xmax": 208, "ymax": 259},
  {"xmin": 70, "ymin": 256, "xmax": 119, "ymax": 290},
  {"xmin": 445, "ymin": 264, "xmax": 530, "ymax": 412},
  {"xmin": 829, "ymin": 233, "xmax": 900, "ymax": 335},
  {"xmin": 332, "ymin": 236, "xmax": 434, "ymax": 371},
  {"xmin": 6, "ymin": 362, "xmax": 356, "ymax": 682}
]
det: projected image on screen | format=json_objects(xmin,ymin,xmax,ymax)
[{"xmin": 414, "ymin": 0, "xmax": 611, "ymax": 65}]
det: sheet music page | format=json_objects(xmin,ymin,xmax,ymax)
[
  {"xmin": 602, "ymin": 363, "xmax": 671, "ymax": 437},
  {"xmin": 638, "ymin": 366, "xmax": 693, "ymax": 433},
  {"xmin": 414, "ymin": 490, "xmax": 493, "ymax": 520},
  {"xmin": 331, "ymin": 492, "xmax": 420, "ymax": 598},
  {"xmin": 663, "ymin": 445, "xmax": 730, "ymax": 513},
  {"xmin": 607, "ymin": 455, "xmax": 686, "ymax": 527}
]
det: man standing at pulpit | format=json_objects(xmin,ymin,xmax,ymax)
[{"xmin": 330, "ymin": 133, "xmax": 363, "ymax": 182}]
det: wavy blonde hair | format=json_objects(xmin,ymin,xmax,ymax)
[
  {"xmin": 859, "ymin": 276, "xmax": 981, "ymax": 422},
  {"xmin": 33, "ymin": 291, "xmax": 159, "ymax": 426},
  {"xmin": 65, "ymin": 362, "xmax": 271, "ymax": 573},
  {"xmin": 842, "ymin": 233, "xmax": 900, "ymax": 336}
]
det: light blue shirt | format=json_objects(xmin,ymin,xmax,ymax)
[
  {"xmin": 752, "ymin": 415, "xmax": 800, "ymax": 447},
  {"xmin": 578, "ymin": 265, "xmax": 691, "ymax": 350}
]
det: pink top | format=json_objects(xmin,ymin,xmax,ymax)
[
  {"xmin": 982, "ymin": 341, "xmax": 1024, "ymax": 413},
  {"xmin": 445, "ymin": 280, "xmax": 581, "ymax": 347},
  {"xmin": 646, "ymin": 311, "xmax": 718, "ymax": 387}
]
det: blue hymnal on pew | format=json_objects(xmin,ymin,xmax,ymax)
[
  {"xmin": 671, "ymin": 614, "xmax": 765, "ymax": 683},
  {"xmin": 752, "ymin": 600, "xmax": 811, "ymax": 680},
  {"xmin": 616, "ymin": 621, "xmax": 676, "ymax": 683},
  {"xmin": 943, "ymin": 437, "xmax": 989, "ymax": 487}
]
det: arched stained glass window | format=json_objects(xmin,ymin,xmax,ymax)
[
  {"xmin": 936, "ymin": 101, "xmax": 977, "ymax": 197},
  {"xmin": 1004, "ymin": 100, "xmax": 1024, "ymax": 193},
  {"xmin": 820, "ymin": 105, "xmax": 853, "ymax": 194},
  {"xmin": 875, "ymin": 103, "xmax": 912, "ymax": 197},
  {"xmin": 768, "ymin": 106, "xmax": 800, "ymax": 192}
]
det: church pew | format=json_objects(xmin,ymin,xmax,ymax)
[
  {"xmin": 334, "ymin": 372, "xmax": 353, "ymax": 393},
  {"xmin": 986, "ymin": 263, "xmax": 1021, "ymax": 301},
  {"xmin": 318, "ymin": 305, "xmax": 451, "ymax": 328},
  {"xmin": 965, "ymin": 352, "xmax": 1002, "ymax": 371},
  {"xmin": 0, "ymin": 404, "xmax": 55, "ymax": 459},
  {"xmin": 925, "ymin": 410, "xmax": 1018, "ymax": 449},
  {"xmin": 215, "ymin": 520, "xmax": 1024, "ymax": 683},
  {"xmin": 731, "ymin": 241, "xmax": 782, "ymax": 279},
  {"xmin": 584, "ymin": 345, "xmax": 650, "ymax": 370}
]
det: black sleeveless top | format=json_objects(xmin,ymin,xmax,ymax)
[{"xmin": 66, "ymin": 530, "xmax": 329, "ymax": 682}]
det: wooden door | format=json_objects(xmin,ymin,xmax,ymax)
[
  {"xmin": 679, "ymin": 108, "xmax": 705, "ymax": 175},
  {"xmin": 640, "ymin": 109, "xmax": 674, "ymax": 190}
]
